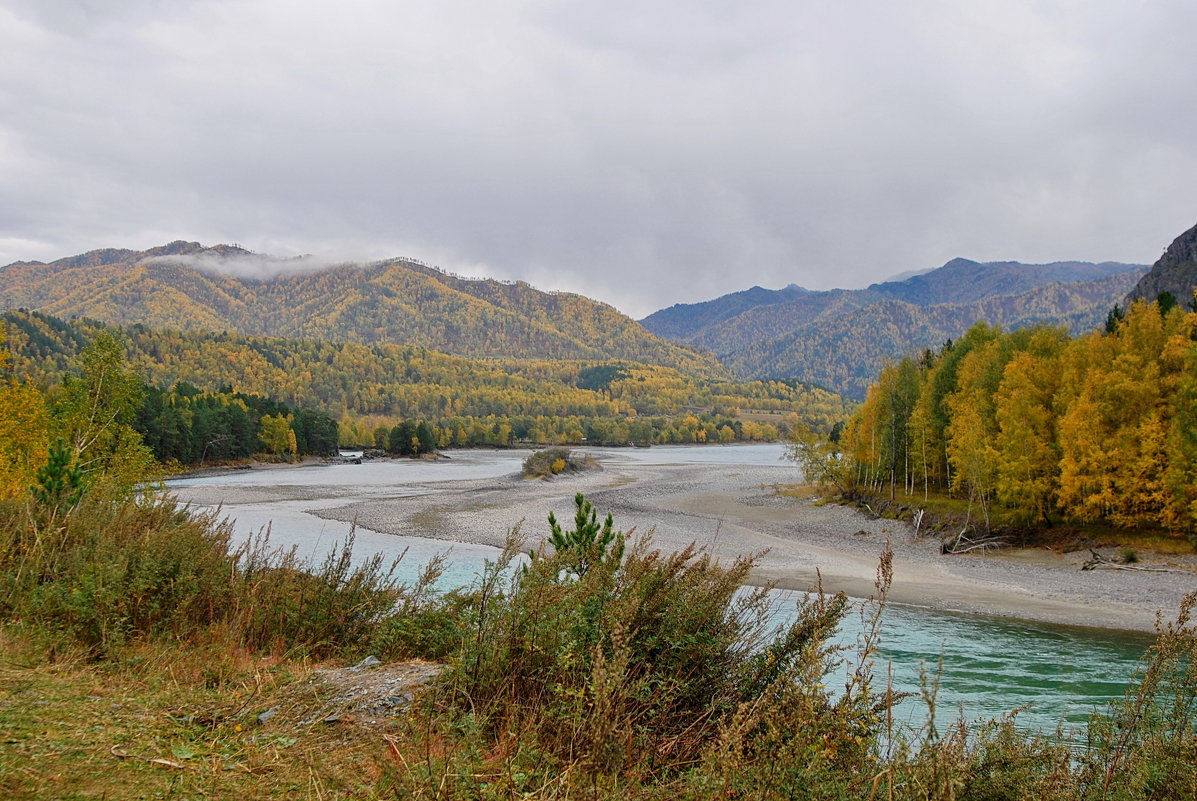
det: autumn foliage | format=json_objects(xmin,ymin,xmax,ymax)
[
  {"xmin": 3, "ymin": 310, "xmax": 852, "ymax": 449},
  {"xmin": 0, "ymin": 335, "xmax": 49, "ymax": 500},
  {"xmin": 832, "ymin": 298, "xmax": 1197, "ymax": 533}
]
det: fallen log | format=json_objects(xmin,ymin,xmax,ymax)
[
  {"xmin": 941, "ymin": 530, "xmax": 1009, "ymax": 555},
  {"xmin": 942, "ymin": 539, "xmax": 1010, "ymax": 555},
  {"xmin": 1081, "ymin": 548, "xmax": 1182, "ymax": 573}
]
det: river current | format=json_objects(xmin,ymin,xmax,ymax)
[{"xmin": 168, "ymin": 444, "xmax": 1152, "ymax": 737}]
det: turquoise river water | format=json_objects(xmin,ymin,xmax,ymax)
[{"xmin": 168, "ymin": 445, "xmax": 1153, "ymax": 739}]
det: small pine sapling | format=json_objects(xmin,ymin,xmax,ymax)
[
  {"xmin": 33, "ymin": 440, "xmax": 86, "ymax": 512},
  {"xmin": 544, "ymin": 492, "xmax": 625, "ymax": 577}
]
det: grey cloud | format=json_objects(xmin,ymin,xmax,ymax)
[
  {"xmin": 7, "ymin": 0, "xmax": 170, "ymax": 37},
  {"xmin": 3, "ymin": 0, "xmax": 1197, "ymax": 318}
]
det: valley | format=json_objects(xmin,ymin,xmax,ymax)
[{"xmin": 3, "ymin": 227, "xmax": 1197, "ymax": 799}]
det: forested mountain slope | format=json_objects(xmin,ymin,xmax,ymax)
[
  {"xmin": 0, "ymin": 242, "xmax": 724, "ymax": 377},
  {"xmin": 642, "ymin": 258, "xmax": 1145, "ymax": 399},
  {"xmin": 3, "ymin": 310, "xmax": 853, "ymax": 446},
  {"xmin": 866, "ymin": 258, "xmax": 1135, "ymax": 305}
]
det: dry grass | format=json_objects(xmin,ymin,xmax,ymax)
[
  {"xmin": 0, "ymin": 628, "xmax": 398, "ymax": 800},
  {"xmin": 771, "ymin": 482, "xmax": 825, "ymax": 501}
]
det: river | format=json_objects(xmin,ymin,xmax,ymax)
[{"xmin": 167, "ymin": 444, "xmax": 1153, "ymax": 737}]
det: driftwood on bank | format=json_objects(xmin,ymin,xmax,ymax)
[
  {"xmin": 1081, "ymin": 549, "xmax": 1181, "ymax": 573},
  {"xmin": 940, "ymin": 528, "xmax": 1010, "ymax": 555}
]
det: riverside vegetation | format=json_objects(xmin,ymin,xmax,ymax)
[
  {"xmin": 521, "ymin": 447, "xmax": 597, "ymax": 478},
  {"xmin": 791, "ymin": 296, "xmax": 1197, "ymax": 552},
  {"xmin": 2, "ymin": 336, "xmax": 1196, "ymax": 798},
  {"xmin": 2, "ymin": 477, "xmax": 1196, "ymax": 798}
]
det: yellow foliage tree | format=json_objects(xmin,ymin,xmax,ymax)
[
  {"xmin": 259, "ymin": 413, "xmax": 297, "ymax": 458},
  {"xmin": 1167, "ymin": 340, "xmax": 1197, "ymax": 530},
  {"xmin": 0, "ymin": 375, "xmax": 50, "ymax": 500},
  {"xmin": 993, "ymin": 329, "xmax": 1068, "ymax": 523},
  {"xmin": 1057, "ymin": 303, "xmax": 1189, "ymax": 527},
  {"xmin": 946, "ymin": 340, "xmax": 1006, "ymax": 523}
]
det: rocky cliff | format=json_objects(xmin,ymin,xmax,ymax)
[{"xmin": 1124, "ymin": 221, "xmax": 1197, "ymax": 309}]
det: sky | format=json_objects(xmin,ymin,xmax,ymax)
[{"xmin": 3, "ymin": 0, "xmax": 1197, "ymax": 318}]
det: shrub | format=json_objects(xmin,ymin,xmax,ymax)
[
  {"xmin": 226, "ymin": 526, "xmax": 409, "ymax": 656},
  {"xmin": 416, "ymin": 495, "xmax": 873, "ymax": 792},
  {"xmin": 1078, "ymin": 592, "xmax": 1197, "ymax": 798},
  {"xmin": 521, "ymin": 447, "xmax": 595, "ymax": 478},
  {"xmin": 0, "ymin": 490, "xmax": 456, "ymax": 660},
  {"xmin": 0, "ymin": 493, "xmax": 236, "ymax": 652}
]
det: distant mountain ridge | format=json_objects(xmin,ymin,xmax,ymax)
[
  {"xmin": 642, "ymin": 258, "xmax": 1146, "ymax": 399},
  {"xmin": 0, "ymin": 241, "xmax": 725, "ymax": 377},
  {"xmin": 644, "ymin": 284, "xmax": 810, "ymax": 340},
  {"xmin": 866, "ymin": 258, "xmax": 1136, "ymax": 305}
]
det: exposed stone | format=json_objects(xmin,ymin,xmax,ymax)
[
  {"xmin": 352, "ymin": 655, "xmax": 382, "ymax": 671},
  {"xmin": 1123, "ymin": 221, "xmax": 1197, "ymax": 309}
]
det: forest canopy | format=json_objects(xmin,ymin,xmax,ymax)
[
  {"xmin": 820, "ymin": 297, "xmax": 1197, "ymax": 533},
  {"xmin": 3, "ymin": 310, "xmax": 852, "ymax": 452}
]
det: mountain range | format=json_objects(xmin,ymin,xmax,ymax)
[
  {"xmin": 641, "ymin": 259, "xmax": 1146, "ymax": 399},
  {"xmin": 0, "ymin": 241, "xmax": 723, "ymax": 378},
  {"xmin": 3, "ymin": 241, "xmax": 1169, "ymax": 403}
]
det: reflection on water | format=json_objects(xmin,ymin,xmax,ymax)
[{"xmin": 168, "ymin": 444, "xmax": 1150, "ymax": 735}]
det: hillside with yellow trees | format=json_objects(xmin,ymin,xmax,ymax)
[
  {"xmin": 3, "ymin": 311, "xmax": 851, "ymax": 455},
  {"xmin": 0, "ymin": 241, "xmax": 723, "ymax": 377},
  {"xmin": 809, "ymin": 296, "xmax": 1197, "ymax": 536}
]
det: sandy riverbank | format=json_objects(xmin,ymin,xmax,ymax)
[{"xmin": 171, "ymin": 449, "xmax": 1197, "ymax": 633}]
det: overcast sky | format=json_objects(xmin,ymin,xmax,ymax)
[{"xmin": 3, "ymin": 0, "xmax": 1196, "ymax": 317}]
